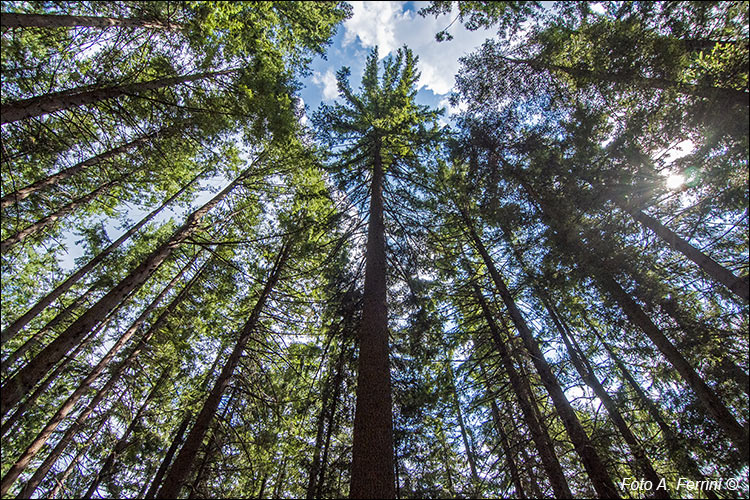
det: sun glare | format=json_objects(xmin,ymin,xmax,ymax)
[{"xmin": 666, "ymin": 173, "xmax": 685, "ymax": 190}]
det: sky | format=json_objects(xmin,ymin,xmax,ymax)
[{"xmin": 299, "ymin": 1, "xmax": 496, "ymax": 123}]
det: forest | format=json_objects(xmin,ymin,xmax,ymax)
[{"xmin": 0, "ymin": 1, "xmax": 748, "ymax": 498}]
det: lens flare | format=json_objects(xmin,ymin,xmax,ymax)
[{"xmin": 666, "ymin": 173, "xmax": 685, "ymax": 190}]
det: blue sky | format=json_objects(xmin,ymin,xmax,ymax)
[{"xmin": 298, "ymin": 1, "xmax": 496, "ymax": 122}]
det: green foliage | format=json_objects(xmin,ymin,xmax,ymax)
[{"xmin": 1, "ymin": 2, "xmax": 747, "ymax": 499}]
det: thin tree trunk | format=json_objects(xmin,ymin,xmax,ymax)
[
  {"xmin": 472, "ymin": 283, "xmax": 572, "ymax": 498},
  {"xmin": 13, "ymin": 381, "xmax": 128, "ymax": 499},
  {"xmin": 187, "ymin": 387, "xmax": 236, "ymax": 499},
  {"xmin": 0, "ymin": 177, "xmax": 119, "ymax": 253},
  {"xmin": 272, "ymin": 458, "xmax": 288, "ymax": 499},
  {"xmin": 1, "ymin": 317, "xmax": 103, "ymax": 437},
  {"xmin": 307, "ymin": 385, "xmax": 330, "ymax": 498},
  {"xmin": 459, "ymin": 206, "xmax": 620, "ymax": 498},
  {"xmin": 0, "ymin": 125, "xmax": 176, "ymax": 210},
  {"xmin": 615, "ymin": 200, "xmax": 749, "ymax": 303},
  {"xmin": 1, "ymin": 168, "xmax": 203, "ymax": 346},
  {"xmin": 83, "ymin": 369, "xmax": 170, "ymax": 498},
  {"xmin": 584, "ymin": 316, "xmax": 720, "ymax": 500},
  {"xmin": 156, "ymin": 242, "xmax": 290, "ymax": 499},
  {"xmin": 437, "ymin": 424, "xmax": 456, "ymax": 497},
  {"xmin": 2, "ymin": 277, "xmax": 131, "ymax": 420},
  {"xmin": 498, "ymin": 227, "xmax": 668, "ymax": 497},
  {"xmin": 144, "ymin": 337, "xmax": 227, "ymax": 499},
  {"xmin": 44, "ymin": 406, "xmax": 114, "ymax": 499},
  {"xmin": 143, "ymin": 412, "xmax": 192, "ymax": 499},
  {"xmin": 544, "ymin": 298, "xmax": 668, "ymax": 497},
  {"xmin": 316, "ymin": 340, "xmax": 349, "ymax": 499},
  {"xmin": 657, "ymin": 298, "xmax": 749, "ymax": 395},
  {"xmin": 517, "ymin": 174, "xmax": 750, "ymax": 461},
  {"xmin": 0, "ymin": 165, "xmax": 253, "ymax": 412},
  {"xmin": 306, "ymin": 337, "xmax": 339, "ymax": 499},
  {"xmin": 0, "ymin": 253, "xmax": 199, "ymax": 496},
  {"xmin": 45, "ymin": 440, "xmax": 90, "ymax": 499},
  {"xmin": 446, "ymin": 357, "xmax": 480, "ymax": 488},
  {"xmin": 0, "ymin": 12, "xmax": 177, "ymax": 30},
  {"xmin": 489, "ymin": 400, "xmax": 525, "ymax": 499},
  {"xmin": 350, "ymin": 147, "xmax": 395, "ymax": 499},
  {"xmin": 2, "ymin": 283, "xmax": 97, "ymax": 373},
  {"xmin": 1, "ymin": 68, "xmax": 236, "ymax": 124},
  {"xmin": 517, "ymin": 436, "xmax": 544, "ymax": 499},
  {"xmin": 594, "ymin": 268, "xmax": 748, "ymax": 459},
  {"xmin": 503, "ymin": 56, "xmax": 749, "ymax": 107}
]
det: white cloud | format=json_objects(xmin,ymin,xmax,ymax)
[
  {"xmin": 296, "ymin": 97, "xmax": 308, "ymax": 125},
  {"xmin": 343, "ymin": 1, "xmax": 404, "ymax": 55},
  {"xmin": 343, "ymin": 1, "xmax": 494, "ymax": 95},
  {"xmin": 312, "ymin": 68, "xmax": 339, "ymax": 101},
  {"xmin": 438, "ymin": 95, "xmax": 468, "ymax": 116}
]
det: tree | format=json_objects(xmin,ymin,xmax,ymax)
[{"xmin": 314, "ymin": 46, "xmax": 442, "ymax": 499}]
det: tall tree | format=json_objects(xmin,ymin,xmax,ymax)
[{"xmin": 313, "ymin": 46, "xmax": 441, "ymax": 498}]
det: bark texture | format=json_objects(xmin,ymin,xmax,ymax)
[
  {"xmin": 1, "ymin": 69, "xmax": 234, "ymax": 123},
  {"xmin": 350, "ymin": 149, "xmax": 396, "ymax": 499},
  {"xmin": 0, "ymin": 12, "xmax": 176, "ymax": 30}
]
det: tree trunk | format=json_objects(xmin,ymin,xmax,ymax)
[
  {"xmin": 0, "ymin": 253, "xmax": 199, "ymax": 496},
  {"xmin": 0, "ymin": 125, "xmax": 177, "ymax": 210},
  {"xmin": 489, "ymin": 400, "xmax": 525, "ymax": 499},
  {"xmin": 657, "ymin": 298, "xmax": 749, "ymax": 395},
  {"xmin": 437, "ymin": 424, "xmax": 456, "ymax": 497},
  {"xmin": 497, "ymin": 227, "xmax": 668, "ymax": 497},
  {"xmin": 504, "ymin": 56, "xmax": 750, "ymax": 107},
  {"xmin": 306, "ymin": 335, "xmax": 343, "ymax": 499},
  {"xmin": 544, "ymin": 298, "xmax": 668, "ymax": 498},
  {"xmin": 584, "ymin": 316, "xmax": 720, "ymax": 500},
  {"xmin": 517, "ymin": 437, "xmax": 545, "ymax": 499},
  {"xmin": 144, "ymin": 412, "xmax": 193, "ymax": 499},
  {"xmin": 45, "ymin": 440, "xmax": 90, "ymax": 499},
  {"xmin": 272, "ymin": 458, "xmax": 288, "ymax": 499},
  {"xmin": 615, "ymin": 199, "xmax": 749, "ymax": 303},
  {"xmin": 446, "ymin": 357, "xmax": 480, "ymax": 488},
  {"xmin": 9, "ymin": 252, "xmax": 208, "ymax": 499},
  {"xmin": 316, "ymin": 340, "xmax": 349, "ymax": 499},
  {"xmin": 2, "ymin": 279, "xmax": 128, "ymax": 420},
  {"xmin": 187, "ymin": 387, "xmax": 237, "ymax": 499},
  {"xmin": 12, "ymin": 380, "xmax": 127, "ymax": 499},
  {"xmin": 1, "ymin": 317, "xmax": 103, "ymax": 437},
  {"xmin": 0, "ymin": 177, "xmax": 119, "ymax": 253},
  {"xmin": 459, "ymin": 206, "xmax": 620, "ymax": 498},
  {"xmin": 594, "ymin": 268, "xmax": 748, "ymax": 459},
  {"xmin": 0, "ymin": 165, "xmax": 252, "ymax": 412},
  {"xmin": 307, "ymin": 388, "xmax": 330, "ymax": 499},
  {"xmin": 144, "ymin": 328, "xmax": 227, "ymax": 500},
  {"xmin": 1, "ymin": 283, "xmax": 97, "ymax": 373},
  {"xmin": 472, "ymin": 283, "xmax": 572, "ymax": 498},
  {"xmin": 517, "ymin": 173, "xmax": 749, "ymax": 461},
  {"xmin": 350, "ymin": 146, "xmax": 395, "ymax": 499},
  {"xmin": 83, "ymin": 369, "xmax": 170, "ymax": 498},
  {"xmin": 156, "ymin": 242, "xmax": 290, "ymax": 499},
  {"xmin": 0, "ymin": 12, "xmax": 177, "ymax": 30},
  {"xmin": 1, "ymin": 168, "xmax": 203, "ymax": 346},
  {"xmin": 1, "ymin": 68, "xmax": 236, "ymax": 124}
]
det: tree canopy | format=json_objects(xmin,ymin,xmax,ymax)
[{"xmin": 1, "ymin": 1, "xmax": 747, "ymax": 499}]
